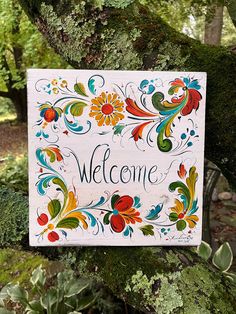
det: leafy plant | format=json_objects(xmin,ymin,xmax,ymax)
[
  {"xmin": 0, "ymin": 155, "xmax": 28, "ymax": 193},
  {"xmin": 0, "ymin": 265, "xmax": 96, "ymax": 314},
  {"xmin": 197, "ymin": 241, "xmax": 236, "ymax": 283},
  {"xmin": 0, "ymin": 0, "xmax": 69, "ymax": 122},
  {"xmin": 0, "ymin": 187, "xmax": 28, "ymax": 246},
  {"xmin": 0, "ymin": 98, "xmax": 15, "ymax": 117},
  {"xmin": 196, "ymin": 241, "xmax": 212, "ymax": 261}
]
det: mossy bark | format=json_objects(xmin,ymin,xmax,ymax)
[
  {"xmin": 77, "ymin": 247, "xmax": 236, "ymax": 313},
  {"xmin": 18, "ymin": 0, "xmax": 236, "ymax": 188}
]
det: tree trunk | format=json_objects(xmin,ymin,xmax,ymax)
[
  {"xmin": 10, "ymin": 87, "xmax": 27, "ymax": 123},
  {"xmin": 18, "ymin": 0, "xmax": 236, "ymax": 189},
  {"xmin": 204, "ymin": 5, "xmax": 224, "ymax": 45}
]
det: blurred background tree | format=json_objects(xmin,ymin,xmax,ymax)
[
  {"xmin": 143, "ymin": 0, "xmax": 236, "ymax": 46},
  {"xmin": 0, "ymin": 0, "xmax": 68, "ymax": 122}
]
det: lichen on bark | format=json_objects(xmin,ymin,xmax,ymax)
[
  {"xmin": 19, "ymin": 0, "xmax": 236, "ymax": 188},
  {"xmin": 76, "ymin": 247, "xmax": 236, "ymax": 313}
]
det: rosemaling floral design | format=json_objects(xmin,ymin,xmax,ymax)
[
  {"xmin": 35, "ymin": 75, "xmax": 202, "ymax": 154},
  {"xmin": 35, "ymin": 145, "xmax": 199, "ymax": 242}
]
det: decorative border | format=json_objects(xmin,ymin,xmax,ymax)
[{"xmin": 35, "ymin": 146, "xmax": 199, "ymax": 243}]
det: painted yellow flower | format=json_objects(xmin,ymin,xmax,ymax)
[{"xmin": 89, "ymin": 92, "xmax": 124, "ymax": 126}]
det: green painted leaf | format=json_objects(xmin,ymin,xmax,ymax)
[
  {"xmin": 74, "ymin": 83, "xmax": 88, "ymax": 97},
  {"xmin": 176, "ymin": 219, "xmax": 186, "ymax": 231},
  {"xmin": 169, "ymin": 181, "xmax": 190, "ymax": 208},
  {"xmin": 52, "ymin": 177, "xmax": 67, "ymax": 194},
  {"xmin": 212, "ymin": 242, "xmax": 233, "ymax": 272},
  {"xmin": 103, "ymin": 212, "xmax": 111, "ymax": 225},
  {"xmin": 48, "ymin": 199, "xmax": 61, "ymax": 219},
  {"xmin": 168, "ymin": 85, "xmax": 178, "ymax": 95},
  {"xmin": 70, "ymin": 102, "xmax": 87, "ymax": 117},
  {"xmin": 111, "ymin": 194, "xmax": 120, "ymax": 209},
  {"xmin": 113, "ymin": 124, "xmax": 125, "ymax": 135},
  {"xmin": 45, "ymin": 149, "xmax": 55, "ymax": 163},
  {"xmin": 56, "ymin": 217, "xmax": 79, "ymax": 229},
  {"xmin": 49, "ymin": 152, "xmax": 55, "ymax": 163},
  {"xmin": 152, "ymin": 92, "xmax": 164, "ymax": 111},
  {"xmin": 197, "ymin": 241, "xmax": 212, "ymax": 261},
  {"xmin": 169, "ymin": 212, "xmax": 178, "ymax": 222},
  {"xmin": 55, "ymin": 107, "xmax": 63, "ymax": 116},
  {"xmin": 139, "ymin": 225, "xmax": 154, "ymax": 236}
]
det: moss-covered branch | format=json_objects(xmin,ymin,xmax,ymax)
[
  {"xmin": 78, "ymin": 247, "xmax": 236, "ymax": 313},
  {"xmin": 18, "ymin": 0, "xmax": 236, "ymax": 188}
]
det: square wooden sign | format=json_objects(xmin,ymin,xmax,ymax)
[{"xmin": 28, "ymin": 69, "xmax": 206, "ymax": 246}]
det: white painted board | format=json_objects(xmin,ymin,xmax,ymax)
[{"xmin": 27, "ymin": 69, "xmax": 206, "ymax": 246}]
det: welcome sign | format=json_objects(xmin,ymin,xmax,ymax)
[{"xmin": 28, "ymin": 69, "xmax": 206, "ymax": 246}]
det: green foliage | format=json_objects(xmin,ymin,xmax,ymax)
[
  {"xmin": 0, "ymin": 98, "xmax": 15, "ymax": 116},
  {"xmin": 197, "ymin": 241, "xmax": 212, "ymax": 260},
  {"xmin": 0, "ymin": 265, "xmax": 95, "ymax": 314},
  {"xmin": 0, "ymin": 187, "xmax": 28, "ymax": 246},
  {"xmin": 0, "ymin": 249, "xmax": 49, "ymax": 286},
  {"xmin": 0, "ymin": 0, "xmax": 69, "ymax": 120},
  {"xmin": 197, "ymin": 241, "xmax": 236, "ymax": 284},
  {"xmin": 104, "ymin": 0, "xmax": 135, "ymax": 8},
  {"xmin": 212, "ymin": 242, "xmax": 233, "ymax": 272},
  {"xmin": 0, "ymin": 155, "xmax": 28, "ymax": 193}
]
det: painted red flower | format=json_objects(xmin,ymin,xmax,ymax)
[{"xmin": 108, "ymin": 195, "xmax": 142, "ymax": 233}]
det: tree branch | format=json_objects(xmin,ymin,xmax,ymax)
[
  {"xmin": 76, "ymin": 246, "xmax": 236, "ymax": 313},
  {"xmin": 17, "ymin": 0, "xmax": 236, "ymax": 188},
  {"xmin": 0, "ymin": 90, "xmax": 11, "ymax": 98}
]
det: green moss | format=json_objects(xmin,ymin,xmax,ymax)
[
  {"xmin": 154, "ymin": 41, "xmax": 190, "ymax": 71},
  {"xmin": 78, "ymin": 247, "xmax": 236, "ymax": 313},
  {"xmin": 0, "ymin": 187, "xmax": 28, "ymax": 246},
  {"xmin": 166, "ymin": 250, "xmax": 182, "ymax": 268},
  {"xmin": 96, "ymin": 28, "xmax": 142, "ymax": 70},
  {"xmin": 39, "ymin": 2, "xmax": 97, "ymax": 64},
  {"xmin": 104, "ymin": 0, "xmax": 135, "ymax": 8},
  {"xmin": 126, "ymin": 270, "xmax": 183, "ymax": 313},
  {"xmin": 124, "ymin": 264, "xmax": 236, "ymax": 313},
  {"xmin": 0, "ymin": 248, "xmax": 49, "ymax": 287},
  {"xmin": 178, "ymin": 265, "xmax": 236, "ymax": 314},
  {"xmin": 78, "ymin": 247, "xmax": 170, "ymax": 295}
]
